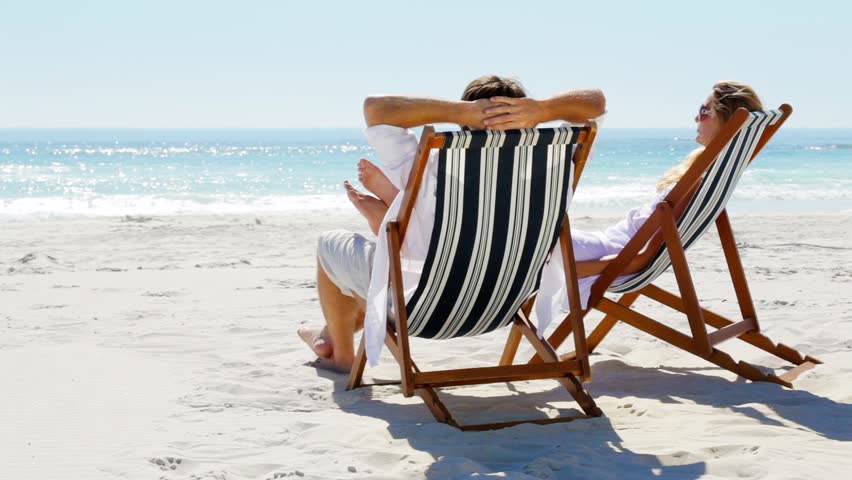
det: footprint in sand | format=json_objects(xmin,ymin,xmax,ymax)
[
  {"xmin": 832, "ymin": 271, "xmax": 851, "ymax": 282},
  {"xmin": 142, "ymin": 291, "xmax": 182, "ymax": 298},
  {"xmin": 194, "ymin": 259, "xmax": 252, "ymax": 269},
  {"xmin": 616, "ymin": 402, "xmax": 647, "ymax": 416},
  {"xmin": 267, "ymin": 471, "xmax": 305, "ymax": 479},
  {"xmin": 121, "ymin": 215, "xmax": 153, "ymax": 223},
  {"xmin": 149, "ymin": 456, "xmax": 183, "ymax": 472},
  {"xmin": 96, "ymin": 267, "xmax": 127, "ymax": 272},
  {"xmin": 268, "ymin": 278, "xmax": 316, "ymax": 289}
]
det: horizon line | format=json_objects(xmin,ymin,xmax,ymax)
[{"xmin": 2, "ymin": 126, "xmax": 851, "ymax": 130}]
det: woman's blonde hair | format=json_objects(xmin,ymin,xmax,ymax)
[{"xmin": 656, "ymin": 81, "xmax": 764, "ymax": 191}]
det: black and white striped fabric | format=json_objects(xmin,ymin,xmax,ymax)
[
  {"xmin": 405, "ymin": 127, "xmax": 582, "ymax": 339},
  {"xmin": 609, "ymin": 109, "xmax": 784, "ymax": 294}
]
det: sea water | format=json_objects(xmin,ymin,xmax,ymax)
[{"xmin": 1, "ymin": 128, "xmax": 851, "ymax": 219}]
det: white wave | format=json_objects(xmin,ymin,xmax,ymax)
[
  {"xmin": 572, "ymin": 181, "xmax": 852, "ymax": 213},
  {"xmin": 0, "ymin": 194, "xmax": 353, "ymax": 219},
  {"xmin": 734, "ymin": 183, "xmax": 852, "ymax": 201},
  {"xmin": 572, "ymin": 183, "xmax": 659, "ymax": 209},
  {"xmin": 8, "ymin": 144, "xmax": 375, "ymax": 159},
  {"xmin": 1, "ymin": 181, "xmax": 851, "ymax": 221}
]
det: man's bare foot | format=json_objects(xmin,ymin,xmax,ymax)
[
  {"xmin": 358, "ymin": 159, "xmax": 399, "ymax": 206},
  {"xmin": 344, "ymin": 180, "xmax": 389, "ymax": 236},
  {"xmin": 310, "ymin": 356, "xmax": 354, "ymax": 374},
  {"xmin": 297, "ymin": 325, "xmax": 333, "ymax": 358}
]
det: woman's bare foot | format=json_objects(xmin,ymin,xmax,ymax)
[
  {"xmin": 344, "ymin": 180, "xmax": 389, "ymax": 236},
  {"xmin": 297, "ymin": 325, "xmax": 333, "ymax": 358},
  {"xmin": 358, "ymin": 159, "xmax": 399, "ymax": 206}
]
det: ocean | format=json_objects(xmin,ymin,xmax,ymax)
[{"xmin": 2, "ymin": 128, "xmax": 851, "ymax": 219}]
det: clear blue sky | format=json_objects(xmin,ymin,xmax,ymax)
[{"xmin": 2, "ymin": 0, "xmax": 849, "ymax": 128}]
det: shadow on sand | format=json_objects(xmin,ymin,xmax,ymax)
[
  {"xmin": 316, "ymin": 356, "xmax": 848, "ymax": 479},
  {"xmin": 587, "ymin": 359, "xmax": 851, "ymax": 441},
  {"xmin": 320, "ymin": 368, "xmax": 705, "ymax": 479}
]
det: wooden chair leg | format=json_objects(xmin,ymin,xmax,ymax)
[
  {"xmin": 514, "ymin": 316, "xmax": 602, "ymax": 417},
  {"xmin": 639, "ymin": 283, "xmax": 822, "ymax": 383},
  {"xmin": 386, "ymin": 222, "xmax": 416, "ymax": 397},
  {"xmin": 548, "ymin": 291, "xmax": 640, "ymax": 365},
  {"xmin": 346, "ymin": 334, "xmax": 368, "ymax": 390},
  {"xmin": 596, "ymin": 296, "xmax": 818, "ymax": 387},
  {"xmin": 587, "ymin": 292, "xmax": 641, "ymax": 353},
  {"xmin": 499, "ymin": 296, "xmax": 535, "ymax": 366},
  {"xmin": 716, "ymin": 210, "xmax": 760, "ymax": 332},
  {"xmin": 415, "ymin": 387, "xmax": 460, "ymax": 427},
  {"xmin": 500, "ymin": 324, "xmax": 524, "ymax": 366},
  {"xmin": 658, "ymin": 202, "xmax": 711, "ymax": 356},
  {"xmin": 532, "ymin": 314, "xmax": 576, "ymax": 364},
  {"xmin": 560, "ymin": 214, "xmax": 591, "ymax": 380},
  {"xmin": 363, "ymin": 319, "xmax": 602, "ymax": 430}
]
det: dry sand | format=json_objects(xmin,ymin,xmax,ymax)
[{"xmin": 2, "ymin": 209, "xmax": 850, "ymax": 479}]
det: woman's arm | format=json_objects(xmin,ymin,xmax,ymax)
[{"xmin": 575, "ymin": 246, "xmax": 656, "ymax": 278}]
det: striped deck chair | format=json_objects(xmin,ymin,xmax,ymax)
[
  {"xmin": 502, "ymin": 105, "xmax": 821, "ymax": 388},
  {"xmin": 347, "ymin": 123, "xmax": 603, "ymax": 431}
]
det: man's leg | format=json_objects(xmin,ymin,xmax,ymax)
[
  {"xmin": 300, "ymin": 230, "xmax": 374, "ymax": 373},
  {"xmin": 344, "ymin": 180, "xmax": 389, "ymax": 236},
  {"xmin": 309, "ymin": 259, "xmax": 364, "ymax": 373},
  {"xmin": 358, "ymin": 158, "xmax": 399, "ymax": 206},
  {"xmin": 297, "ymin": 324, "xmax": 333, "ymax": 358}
]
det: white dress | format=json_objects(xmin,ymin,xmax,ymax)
[{"xmin": 535, "ymin": 185, "xmax": 673, "ymax": 333}]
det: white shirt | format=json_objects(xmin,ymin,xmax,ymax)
[{"xmin": 363, "ymin": 125, "xmax": 439, "ymax": 366}]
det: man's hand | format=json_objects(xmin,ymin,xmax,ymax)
[
  {"xmin": 458, "ymin": 98, "xmax": 495, "ymax": 130},
  {"xmin": 482, "ymin": 96, "xmax": 544, "ymax": 130},
  {"xmin": 481, "ymin": 89, "xmax": 606, "ymax": 130}
]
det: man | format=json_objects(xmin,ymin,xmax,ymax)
[{"xmin": 298, "ymin": 76, "xmax": 605, "ymax": 372}]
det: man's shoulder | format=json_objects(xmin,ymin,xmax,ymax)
[
  {"xmin": 363, "ymin": 124, "xmax": 419, "ymax": 165},
  {"xmin": 364, "ymin": 124, "xmax": 413, "ymax": 139},
  {"xmin": 363, "ymin": 124, "xmax": 418, "ymax": 150}
]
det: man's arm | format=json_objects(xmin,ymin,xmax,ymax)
[
  {"xmin": 363, "ymin": 95, "xmax": 492, "ymax": 129},
  {"xmin": 482, "ymin": 88, "xmax": 606, "ymax": 130}
]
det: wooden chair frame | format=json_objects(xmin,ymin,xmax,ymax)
[
  {"xmin": 501, "ymin": 105, "xmax": 821, "ymax": 388},
  {"xmin": 347, "ymin": 124, "xmax": 603, "ymax": 431}
]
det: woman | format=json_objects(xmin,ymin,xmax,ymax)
[{"xmin": 553, "ymin": 81, "xmax": 764, "ymax": 293}]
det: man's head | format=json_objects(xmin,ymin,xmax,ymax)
[{"xmin": 461, "ymin": 75, "xmax": 527, "ymax": 102}]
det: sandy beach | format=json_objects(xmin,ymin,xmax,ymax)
[{"xmin": 2, "ymin": 208, "xmax": 851, "ymax": 479}]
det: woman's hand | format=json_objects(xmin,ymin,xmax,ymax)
[{"xmin": 482, "ymin": 96, "xmax": 545, "ymax": 130}]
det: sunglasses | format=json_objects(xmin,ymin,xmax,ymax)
[{"xmin": 697, "ymin": 104, "xmax": 713, "ymax": 121}]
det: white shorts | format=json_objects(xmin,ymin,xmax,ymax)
[{"xmin": 317, "ymin": 230, "xmax": 375, "ymax": 299}]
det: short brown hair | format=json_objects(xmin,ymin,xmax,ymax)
[{"xmin": 461, "ymin": 75, "xmax": 527, "ymax": 101}]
